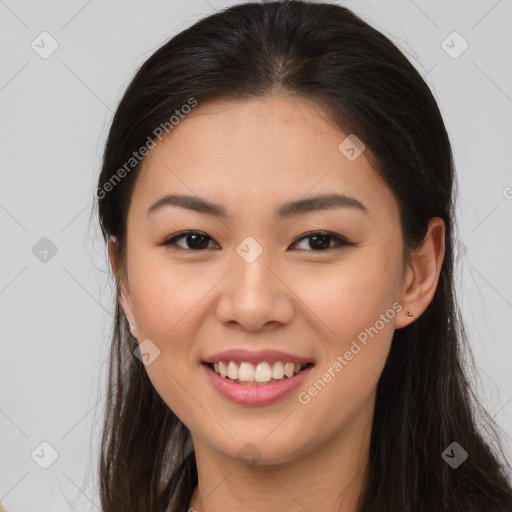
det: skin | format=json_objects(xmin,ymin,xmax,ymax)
[{"xmin": 109, "ymin": 95, "xmax": 445, "ymax": 511}]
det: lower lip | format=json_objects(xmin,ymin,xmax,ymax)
[{"xmin": 202, "ymin": 363, "xmax": 314, "ymax": 406}]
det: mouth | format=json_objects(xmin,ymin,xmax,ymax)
[{"xmin": 201, "ymin": 359, "xmax": 315, "ymax": 406}]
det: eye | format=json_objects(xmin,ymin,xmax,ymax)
[
  {"xmin": 290, "ymin": 231, "xmax": 352, "ymax": 251},
  {"xmin": 160, "ymin": 231, "xmax": 219, "ymax": 251}
]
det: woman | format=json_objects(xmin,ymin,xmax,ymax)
[{"xmin": 95, "ymin": 1, "xmax": 512, "ymax": 510}]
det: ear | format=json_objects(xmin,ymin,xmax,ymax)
[
  {"xmin": 395, "ymin": 217, "xmax": 446, "ymax": 329},
  {"xmin": 108, "ymin": 237, "xmax": 138, "ymax": 338}
]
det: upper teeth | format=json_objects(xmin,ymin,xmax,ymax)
[{"xmin": 212, "ymin": 361, "xmax": 305, "ymax": 383}]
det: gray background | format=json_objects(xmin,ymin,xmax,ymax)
[{"xmin": 1, "ymin": 0, "xmax": 511, "ymax": 510}]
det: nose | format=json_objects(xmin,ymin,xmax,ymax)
[{"xmin": 214, "ymin": 247, "xmax": 295, "ymax": 332}]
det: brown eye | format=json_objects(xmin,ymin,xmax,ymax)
[
  {"xmin": 161, "ymin": 231, "xmax": 218, "ymax": 251},
  {"xmin": 291, "ymin": 231, "xmax": 351, "ymax": 251}
]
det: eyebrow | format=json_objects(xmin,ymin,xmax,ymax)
[{"xmin": 146, "ymin": 193, "xmax": 369, "ymax": 219}]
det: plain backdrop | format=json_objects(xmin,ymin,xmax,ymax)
[{"xmin": 1, "ymin": 1, "xmax": 511, "ymax": 510}]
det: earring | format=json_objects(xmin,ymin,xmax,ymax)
[{"xmin": 406, "ymin": 311, "xmax": 414, "ymax": 317}]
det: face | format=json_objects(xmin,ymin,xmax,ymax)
[{"xmin": 113, "ymin": 95, "xmax": 410, "ymax": 466}]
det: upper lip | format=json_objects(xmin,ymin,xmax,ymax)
[{"xmin": 202, "ymin": 348, "xmax": 314, "ymax": 365}]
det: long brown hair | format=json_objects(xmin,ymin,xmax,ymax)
[{"xmin": 95, "ymin": 1, "xmax": 512, "ymax": 510}]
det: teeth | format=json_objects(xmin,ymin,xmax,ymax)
[
  {"xmin": 239, "ymin": 362, "xmax": 255, "ymax": 381},
  {"xmin": 255, "ymin": 362, "xmax": 272, "ymax": 383},
  {"xmin": 227, "ymin": 361, "xmax": 238, "ymax": 380},
  {"xmin": 209, "ymin": 360, "xmax": 309, "ymax": 384},
  {"xmin": 272, "ymin": 361, "xmax": 285, "ymax": 379}
]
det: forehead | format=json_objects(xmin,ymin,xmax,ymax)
[{"xmin": 129, "ymin": 95, "xmax": 399, "ymax": 226}]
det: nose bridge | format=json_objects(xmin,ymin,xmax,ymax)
[
  {"xmin": 232, "ymin": 234, "xmax": 276, "ymax": 301},
  {"xmin": 215, "ymin": 235, "xmax": 293, "ymax": 329}
]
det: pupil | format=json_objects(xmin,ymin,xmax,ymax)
[
  {"xmin": 189, "ymin": 233, "xmax": 208, "ymax": 249},
  {"xmin": 310, "ymin": 234, "xmax": 330, "ymax": 250}
]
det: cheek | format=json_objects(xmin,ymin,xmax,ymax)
[
  {"xmin": 125, "ymin": 259, "xmax": 207, "ymax": 425},
  {"xmin": 294, "ymin": 269, "xmax": 397, "ymax": 437},
  {"xmin": 293, "ymin": 252, "xmax": 401, "ymax": 341},
  {"xmin": 292, "ymin": 251, "xmax": 399, "ymax": 403},
  {"xmin": 127, "ymin": 251, "xmax": 208, "ymax": 341}
]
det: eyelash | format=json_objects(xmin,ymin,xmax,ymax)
[{"xmin": 159, "ymin": 230, "xmax": 354, "ymax": 252}]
